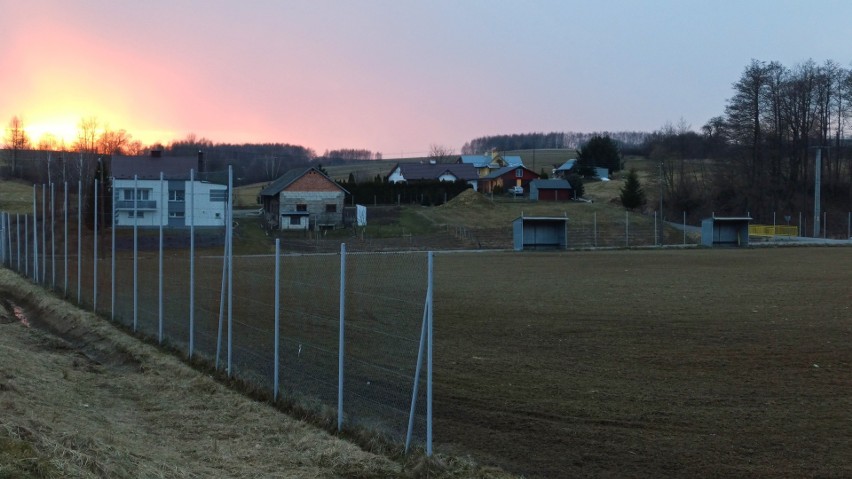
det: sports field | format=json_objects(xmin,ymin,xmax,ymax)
[
  {"xmin": 4, "ymin": 225, "xmax": 850, "ymax": 477},
  {"xmin": 432, "ymin": 247, "xmax": 851, "ymax": 477}
]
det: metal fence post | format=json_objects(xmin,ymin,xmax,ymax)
[
  {"xmin": 338, "ymin": 242, "xmax": 346, "ymax": 432},
  {"xmin": 64, "ymin": 183, "xmax": 68, "ymax": 297},
  {"xmin": 227, "ymin": 165, "xmax": 234, "ymax": 377},
  {"xmin": 215, "ymin": 238, "xmax": 227, "ymax": 370},
  {"xmin": 0, "ymin": 213, "xmax": 5, "ymax": 266},
  {"xmin": 42, "ymin": 185, "xmax": 46, "ymax": 282},
  {"xmin": 16, "ymin": 214, "xmax": 21, "ymax": 272},
  {"xmin": 133, "ymin": 174, "xmax": 138, "ymax": 331},
  {"xmin": 189, "ymin": 169, "xmax": 195, "ymax": 358},
  {"xmin": 405, "ymin": 276, "xmax": 430, "ymax": 453},
  {"xmin": 274, "ymin": 238, "xmax": 280, "ymax": 401},
  {"xmin": 426, "ymin": 250, "xmax": 433, "ymax": 456},
  {"xmin": 77, "ymin": 179, "xmax": 82, "ymax": 303},
  {"xmin": 683, "ymin": 211, "xmax": 686, "ymax": 245},
  {"xmin": 158, "ymin": 172, "xmax": 164, "ymax": 344},
  {"xmin": 94, "ymin": 179, "xmax": 98, "ymax": 310},
  {"xmin": 51, "ymin": 183, "xmax": 55, "ymax": 289},
  {"xmin": 24, "ymin": 215, "xmax": 28, "ymax": 278},
  {"xmin": 111, "ymin": 177, "xmax": 115, "ymax": 321},
  {"xmin": 33, "ymin": 185, "xmax": 38, "ymax": 283}
]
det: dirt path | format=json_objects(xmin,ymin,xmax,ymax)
[{"xmin": 0, "ymin": 269, "xmax": 405, "ymax": 478}]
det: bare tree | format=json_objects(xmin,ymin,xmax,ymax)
[
  {"xmin": 74, "ymin": 116, "xmax": 100, "ymax": 155},
  {"xmin": 4, "ymin": 115, "xmax": 30, "ymax": 176},
  {"xmin": 263, "ymin": 155, "xmax": 285, "ymax": 180},
  {"xmin": 37, "ymin": 132, "xmax": 60, "ymax": 151},
  {"xmin": 98, "ymin": 126, "xmax": 132, "ymax": 155},
  {"xmin": 428, "ymin": 143, "xmax": 455, "ymax": 163}
]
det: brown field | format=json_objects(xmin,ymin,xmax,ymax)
[{"xmin": 433, "ymin": 247, "xmax": 852, "ymax": 478}]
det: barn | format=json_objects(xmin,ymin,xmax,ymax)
[
  {"xmin": 512, "ymin": 216, "xmax": 569, "ymax": 251},
  {"xmin": 701, "ymin": 216, "xmax": 752, "ymax": 247}
]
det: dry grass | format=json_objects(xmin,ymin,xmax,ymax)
[
  {"xmin": 0, "ymin": 268, "xmax": 519, "ymax": 478},
  {"xmin": 0, "ymin": 179, "xmax": 36, "ymax": 214},
  {"xmin": 0, "ymin": 269, "xmax": 407, "ymax": 478}
]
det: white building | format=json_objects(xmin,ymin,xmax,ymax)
[{"xmin": 111, "ymin": 152, "xmax": 228, "ymax": 228}]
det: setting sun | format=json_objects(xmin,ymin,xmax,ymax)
[{"xmin": 24, "ymin": 116, "xmax": 79, "ymax": 147}]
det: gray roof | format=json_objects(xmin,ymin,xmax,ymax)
[
  {"xmin": 530, "ymin": 178, "xmax": 572, "ymax": 190},
  {"xmin": 259, "ymin": 167, "xmax": 348, "ymax": 197},
  {"xmin": 554, "ymin": 159, "xmax": 577, "ymax": 171},
  {"xmin": 394, "ymin": 163, "xmax": 478, "ymax": 181},
  {"xmin": 112, "ymin": 155, "xmax": 201, "ymax": 180}
]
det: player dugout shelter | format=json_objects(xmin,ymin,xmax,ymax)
[
  {"xmin": 512, "ymin": 216, "xmax": 569, "ymax": 251},
  {"xmin": 701, "ymin": 216, "xmax": 753, "ymax": 247}
]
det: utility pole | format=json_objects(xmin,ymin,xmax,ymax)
[
  {"xmin": 659, "ymin": 160, "xmax": 664, "ymax": 245},
  {"xmin": 813, "ymin": 148, "xmax": 821, "ymax": 237}
]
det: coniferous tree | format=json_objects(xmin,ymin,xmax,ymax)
[{"xmin": 620, "ymin": 169, "xmax": 646, "ymax": 210}]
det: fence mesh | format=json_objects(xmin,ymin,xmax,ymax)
[{"xmin": 3, "ymin": 179, "xmax": 849, "ymax": 457}]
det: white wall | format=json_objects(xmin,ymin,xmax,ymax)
[{"xmin": 113, "ymin": 179, "xmax": 227, "ymax": 228}]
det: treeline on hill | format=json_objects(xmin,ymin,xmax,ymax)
[
  {"xmin": 461, "ymin": 131, "xmax": 649, "ymax": 155},
  {"xmin": 340, "ymin": 177, "xmax": 471, "ymax": 206},
  {"xmin": 643, "ymin": 58, "xmax": 852, "ymax": 225}
]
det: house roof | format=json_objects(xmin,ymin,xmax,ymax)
[
  {"xmin": 554, "ymin": 159, "xmax": 577, "ymax": 171},
  {"xmin": 502, "ymin": 155, "xmax": 523, "ymax": 167},
  {"xmin": 481, "ymin": 165, "xmax": 538, "ymax": 180},
  {"xmin": 259, "ymin": 167, "xmax": 348, "ymax": 197},
  {"xmin": 112, "ymin": 155, "xmax": 201, "ymax": 180},
  {"xmin": 458, "ymin": 155, "xmax": 491, "ymax": 167},
  {"xmin": 393, "ymin": 163, "xmax": 478, "ymax": 181},
  {"xmin": 530, "ymin": 179, "xmax": 572, "ymax": 190}
]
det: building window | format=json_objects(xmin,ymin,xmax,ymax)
[
  {"xmin": 128, "ymin": 211, "xmax": 144, "ymax": 218},
  {"xmin": 515, "ymin": 169, "xmax": 523, "ymax": 178},
  {"xmin": 123, "ymin": 189, "xmax": 150, "ymax": 200},
  {"xmin": 169, "ymin": 211, "xmax": 185, "ymax": 218},
  {"xmin": 325, "ymin": 204, "xmax": 337, "ymax": 213},
  {"xmin": 296, "ymin": 204, "xmax": 307, "ymax": 212},
  {"xmin": 169, "ymin": 190, "xmax": 185, "ymax": 202},
  {"xmin": 290, "ymin": 216, "xmax": 301, "ymax": 225}
]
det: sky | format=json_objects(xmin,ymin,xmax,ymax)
[{"xmin": 1, "ymin": 0, "xmax": 851, "ymax": 157}]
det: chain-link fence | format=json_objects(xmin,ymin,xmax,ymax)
[
  {"xmin": 0, "ymin": 175, "xmax": 434, "ymax": 452},
  {"xmin": 2, "ymin": 178, "xmax": 850, "ymax": 458}
]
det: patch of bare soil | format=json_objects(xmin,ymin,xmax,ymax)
[
  {"xmin": 0, "ymin": 270, "xmax": 406, "ymax": 478},
  {"xmin": 439, "ymin": 189, "xmax": 496, "ymax": 210}
]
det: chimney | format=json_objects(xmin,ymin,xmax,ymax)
[{"xmin": 197, "ymin": 150, "xmax": 205, "ymax": 173}]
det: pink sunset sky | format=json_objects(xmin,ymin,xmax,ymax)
[{"xmin": 2, "ymin": 0, "xmax": 850, "ymax": 157}]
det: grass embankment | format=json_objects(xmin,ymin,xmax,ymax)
[
  {"xmin": 0, "ymin": 269, "xmax": 518, "ymax": 478},
  {"xmin": 0, "ymin": 179, "xmax": 36, "ymax": 214}
]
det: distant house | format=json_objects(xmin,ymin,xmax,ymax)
[
  {"xmin": 552, "ymin": 159, "xmax": 577, "ymax": 178},
  {"xmin": 457, "ymin": 152, "xmax": 524, "ymax": 178},
  {"xmin": 529, "ymin": 179, "xmax": 573, "ymax": 201},
  {"xmin": 479, "ymin": 165, "xmax": 540, "ymax": 194},
  {"xmin": 387, "ymin": 162, "xmax": 479, "ymax": 190},
  {"xmin": 259, "ymin": 167, "xmax": 349, "ymax": 230},
  {"xmin": 111, "ymin": 151, "xmax": 227, "ymax": 228}
]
